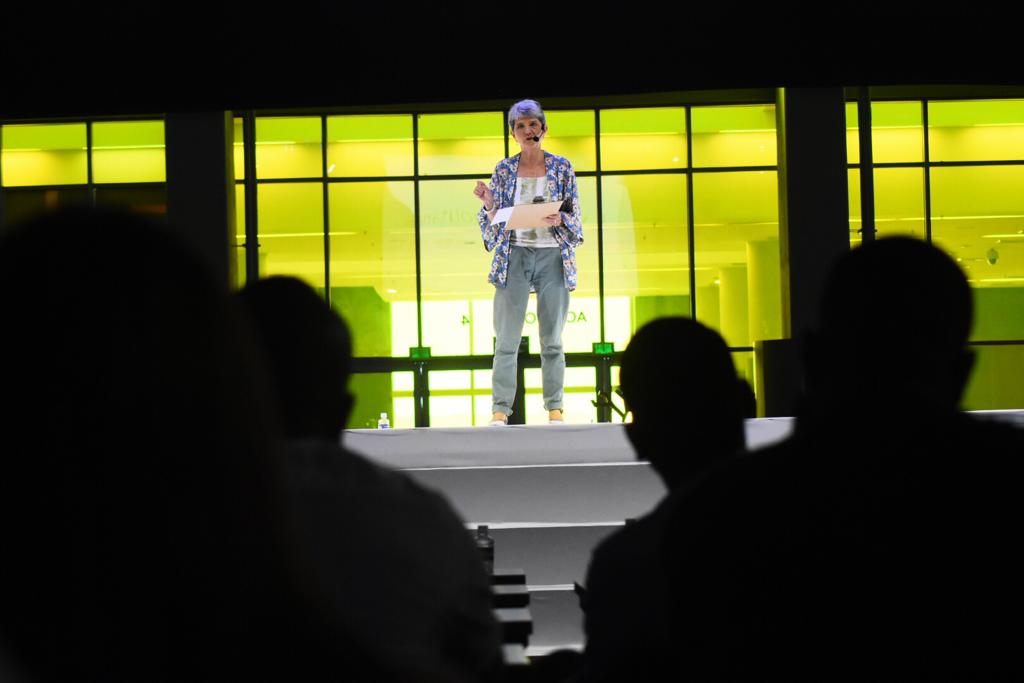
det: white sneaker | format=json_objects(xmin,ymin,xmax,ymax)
[{"xmin": 489, "ymin": 419, "xmax": 508, "ymax": 427}]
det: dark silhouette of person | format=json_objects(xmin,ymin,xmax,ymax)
[
  {"xmin": 236, "ymin": 276, "xmax": 503, "ymax": 683},
  {"xmin": 664, "ymin": 236, "xmax": 1024, "ymax": 681},
  {"xmin": 0, "ymin": 207, "xmax": 383, "ymax": 682},
  {"xmin": 578, "ymin": 317, "xmax": 749, "ymax": 682}
]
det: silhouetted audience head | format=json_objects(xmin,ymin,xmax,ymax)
[
  {"xmin": 620, "ymin": 317, "xmax": 746, "ymax": 487},
  {"xmin": 0, "ymin": 207, "xmax": 369, "ymax": 682},
  {"xmin": 804, "ymin": 236, "xmax": 974, "ymax": 413},
  {"xmin": 236, "ymin": 276, "xmax": 353, "ymax": 440}
]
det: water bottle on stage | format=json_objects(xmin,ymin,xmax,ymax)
[{"xmin": 475, "ymin": 525, "xmax": 495, "ymax": 575}]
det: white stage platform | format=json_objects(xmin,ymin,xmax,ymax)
[
  {"xmin": 343, "ymin": 410, "xmax": 1024, "ymax": 655},
  {"xmin": 345, "ymin": 418, "xmax": 798, "ymax": 470}
]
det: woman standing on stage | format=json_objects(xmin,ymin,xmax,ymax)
[{"xmin": 473, "ymin": 99, "xmax": 584, "ymax": 426}]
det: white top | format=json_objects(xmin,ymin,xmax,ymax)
[{"xmin": 510, "ymin": 175, "xmax": 560, "ymax": 248}]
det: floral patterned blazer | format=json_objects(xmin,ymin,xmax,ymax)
[{"xmin": 477, "ymin": 151, "xmax": 583, "ymax": 291}]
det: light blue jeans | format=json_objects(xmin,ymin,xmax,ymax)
[{"xmin": 492, "ymin": 246, "xmax": 570, "ymax": 416}]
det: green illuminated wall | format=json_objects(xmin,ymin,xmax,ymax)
[
  {"xmin": 1, "ymin": 119, "xmax": 167, "ymax": 232},
  {"xmin": 248, "ymin": 98, "xmax": 1024, "ymax": 423},
  {"xmin": 72, "ymin": 106, "xmax": 749, "ymax": 424},
  {"xmin": 2, "ymin": 123, "xmax": 89, "ymax": 185},
  {"xmin": 245, "ymin": 104, "xmax": 782, "ymax": 425},
  {"xmin": 9, "ymin": 97, "xmax": 1021, "ymax": 428},
  {"xmin": 847, "ymin": 98, "xmax": 1024, "ymax": 410}
]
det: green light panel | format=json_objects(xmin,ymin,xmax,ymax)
[
  {"xmin": 419, "ymin": 178, "xmax": 493, "ymax": 302},
  {"xmin": 929, "ymin": 99, "xmax": 1024, "ymax": 162},
  {"xmin": 1, "ymin": 123, "xmax": 87, "ymax": 186},
  {"xmin": 848, "ymin": 167, "xmax": 927, "ymax": 247},
  {"xmin": 962, "ymin": 345, "xmax": 1024, "ymax": 410},
  {"xmin": 522, "ymin": 366, "xmax": 607, "ymax": 425},
  {"xmin": 326, "ymin": 115, "xmax": 413, "ymax": 178},
  {"xmin": 601, "ymin": 173, "xmax": 689, "ymax": 352},
  {"xmin": 428, "ymin": 370, "xmax": 475, "ymax": 427},
  {"xmin": 255, "ymin": 117, "xmax": 322, "ymax": 179},
  {"xmin": 930, "ymin": 165, "xmax": 1024, "ymax": 340},
  {"xmin": 542, "ymin": 110, "xmax": 597, "ymax": 172},
  {"xmin": 599, "ymin": 108, "xmax": 687, "ymax": 171},
  {"xmin": 347, "ymin": 371, "xmax": 411, "ymax": 429},
  {"xmin": 691, "ymin": 104, "xmax": 777, "ymax": 168},
  {"xmin": 845, "ymin": 102, "xmax": 858, "ymax": 165},
  {"xmin": 91, "ymin": 121, "xmax": 165, "ymax": 183},
  {"xmin": 693, "ymin": 171, "xmax": 781, "ymax": 348},
  {"xmin": 846, "ymin": 101, "xmax": 924, "ymax": 165},
  {"xmin": 234, "ymin": 184, "xmax": 246, "ymax": 290},
  {"xmin": 417, "ymin": 112, "xmax": 504, "ymax": 176},
  {"xmin": 256, "ymin": 182, "xmax": 324, "ymax": 288},
  {"xmin": 871, "ymin": 101, "xmax": 924, "ymax": 163},
  {"xmin": 847, "ymin": 168, "xmax": 859, "ymax": 242},
  {"xmin": 328, "ymin": 181, "xmax": 416, "ymax": 358},
  {"xmin": 233, "ymin": 118, "xmax": 245, "ymax": 181},
  {"xmin": 419, "ymin": 178, "xmax": 493, "ymax": 356},
  {"xmin": 573, "ymin": 176, "xmax": 600, "ymax": 299}
]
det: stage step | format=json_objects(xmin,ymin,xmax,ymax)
[
  {"xmin": 483, "ymin": 524, "xmax": 620, "ymax": 587},
  {"xmin": 346, "ymin": 420, "xmax": 798, "ymax": 470},
  {"xmin": 404, "ymin": 462, "xmax": 665, "ymax": 525},
  {"xmin": 342, "ymin": 419, "xmax": 794, "ymax": 654},
  {"xmin": 526, "ymin": 589, "xmax": 585, "ymax": 656},
  {"xmin": 340, "ymin": 413, "xmax": 1024, "ymax": 654}
]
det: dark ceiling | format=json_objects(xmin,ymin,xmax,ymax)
[{"xmin": 2, "ymin": 5, "xmax": 1016, "ymax": 118}]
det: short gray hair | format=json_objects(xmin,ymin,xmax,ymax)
[{"xmin": 508, "ymin": 99, "xmax": 546, "ymax": 131}]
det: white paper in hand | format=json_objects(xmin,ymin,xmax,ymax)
[
  {"xmin": 492, "ymin": 206, "xmax": 515, "ymax": 225},
  {"xmin": 492, "ymin": 201, "xmax": 563, "ymax": 230}
]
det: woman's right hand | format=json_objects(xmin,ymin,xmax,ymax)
[{"xmin": 474, "ymin": 181, "xmax": 494, "ymax": 211}]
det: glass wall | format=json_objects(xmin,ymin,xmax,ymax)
[
  {"xmin": 243, "ymin": 102, "xmax": 781, "ymax": 426},
  {"xmin": 13, "ymin": 96, "xmax": 1021, "ymax": 427},
  {"xmin": 1, "ymin": 119, "xmax": 166, "ymax": 235},
  {"xmin": 847, "ymin": 98, "xmax": 1024, "ymax": 410}
]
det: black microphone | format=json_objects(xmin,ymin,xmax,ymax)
[{"xmin": 532, "ymin": 135, "xmax": 540, "ymax": 142}]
